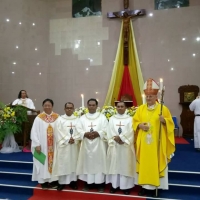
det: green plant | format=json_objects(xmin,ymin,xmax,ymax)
[{"xmin": 0, "ymin": 102, "xmax": 28, "ymax": 143}]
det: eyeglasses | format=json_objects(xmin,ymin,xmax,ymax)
[{"xmin": 65, "ymin": 107, "xmax": 73, "ymax": 110}]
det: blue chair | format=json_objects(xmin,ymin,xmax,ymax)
[{"xmin": 172, "ymin": 116, "xmax": 180, "ymax": 137}]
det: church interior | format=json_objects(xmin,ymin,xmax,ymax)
[{"xmin": 0, "ymin": 0, "xmax": 200, "ymax": 199}]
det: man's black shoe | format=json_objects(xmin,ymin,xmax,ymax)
[
  {"xmin": 138, "ymin": 188, "xmax": 147, "ymax": 196},
  {"xmin": 57, "ymin": 184, "xmax": 65, "ymax": 191},
  {"xmin": 49, "ymin": 181, "xmax": 58, "ymax": 189},
  {"xmin": 41, "ymin": 182, "xmax": 48, "ymax": 190},
  {"xmin": 123, "ymin": 189, "xmax": 130, "ymax": 195},
  {"xmin": 69, "ymin": 181, "xmax": 78, "ymax": 190},
  {"xmin": 83, "ymin": 183, "xmax": 90, "ymax": 191},
  {"xmin": 110, "ymin": 187, "xmax": 117, "ymax": 193}
]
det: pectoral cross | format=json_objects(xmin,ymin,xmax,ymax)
[
  {"xmin": 88, "ymin": 122, "xmax": 96, "ymax": 132},
  {"xmin": 116, "ymin": 121, "xmax": 125, "ymax": 134},
  {"xmin": 107, "ymin": 0, "xmax": 146, "ymax": 65},
  {"xmin": 67, "ymin": 122, "xmax": 75, "ymax": 135}
]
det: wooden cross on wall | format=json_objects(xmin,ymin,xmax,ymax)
[{"xmin": 107, "ymin": 0, "xmax": 146, "ymax": 65}]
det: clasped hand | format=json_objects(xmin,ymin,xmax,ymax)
[
  {"xmin": 114, "ymin": 136, "xmax": 124, "ymax": 144},
  {"xmin": 139, "ymin": 115, "xmax": 166, "ymax": 131},
  {"xmin": 69, "ymin": 137, "xmax": 75, "ymax": 144},
  {"xmin": 84, "ymin": 131, "xmax": 99, "ymax": 140},
  {"xmin": 139, "ymin": 123, "xmax": 150, "ymax": 131}
]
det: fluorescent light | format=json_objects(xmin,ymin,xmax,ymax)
[{"xmin": 196, "ymin": 37, "xmax": 200, "ymax": 41}]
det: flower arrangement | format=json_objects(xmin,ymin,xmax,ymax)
[
  {"xmin": 101, "ymin": 106, "xmax": 117, "ymax": 120},
  {"xmin": 125, "ymin": 106, "xmax": 138, "ymax": 117},
  {"xmin": 73, "ymin": 105, "xmax": 138, "ymax": 120},
  {"xmin": 0, "ymin": 102, "xmax": 28, "ymax": 143},
  {"xmin": 74, "ymin": 106, "xmax": 101, "ymax": 117},
  {"xmin": 74, "ymin": 107, "xmax": 89, "ymax": 117}
]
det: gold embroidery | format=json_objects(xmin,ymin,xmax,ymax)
[{"xmin": 38, "ymin": 112, "xmax": 59, "ymax": 123}]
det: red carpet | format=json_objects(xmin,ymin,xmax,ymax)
[
  {"xmin": 29, "ymin": 184, "xmax": 145, "ymax": 200},
  {"xmin": 175, "ymin": 137, "xmax": 189, "ymax": 144}
]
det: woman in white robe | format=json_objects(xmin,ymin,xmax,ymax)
[{"xmin": 12, "ymin": 90, "xmax": 35, "ymax": 111}]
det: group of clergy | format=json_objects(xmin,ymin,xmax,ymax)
[{"xmin": 27, "ymin": 78, "xmax": 175, "ymax": 197}]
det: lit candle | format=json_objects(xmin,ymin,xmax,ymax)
[
  {"xmin": 160, "ymin": 78, "xmax": 163, "ymax": 91},
  {"xmin": 142, "ymin": 94, "xmax": 146, "ymax": 105},
  {"xmin": 81, "ymin": 94, "xmax": 84, "ymax": 107}
]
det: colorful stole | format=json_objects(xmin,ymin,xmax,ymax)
[{"xmin": 38, "ymin": 112, "xmax": 59, "ymax": 174}]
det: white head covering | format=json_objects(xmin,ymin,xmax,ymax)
[{"xmin": 143, "ymin": 78, "xmax": 159, "ymax": 95}]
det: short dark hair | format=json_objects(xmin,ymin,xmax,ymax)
[
  {"xmin": 42, "ymin": 99, "xmax": 54, "ymax": 106},
  {"xmin": 18, "ymin": 90, "xmax": 28, "ymax": 98},
  {"xmin": 116, "ymin": 101, "xmax": 126, "ymax": 107},
  {"xmin": 64, "ymin": 102, "xmax": 74, "ymax": 108},
  {"xmin": 87, "ymin": 98, "xmax": 98, "ymax": 106}
]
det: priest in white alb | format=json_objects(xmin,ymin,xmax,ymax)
[
  {"xmin": 106, "ymin": 101, "xmax": 136, "ymax": 195},
  {"xmin": 76, "ymin": 98, "xmax": 108, "ymax": 192},
  {"xmin": 189, "ymin": 95, "xmax": 200, "ymax": 151},
  {"xmin": 31, "ymin": 99, "xmax": 59, "ymax": 190},
  {"xmin": 53, "ymin": 102, "xmax": 80, "ymax": 191}
]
